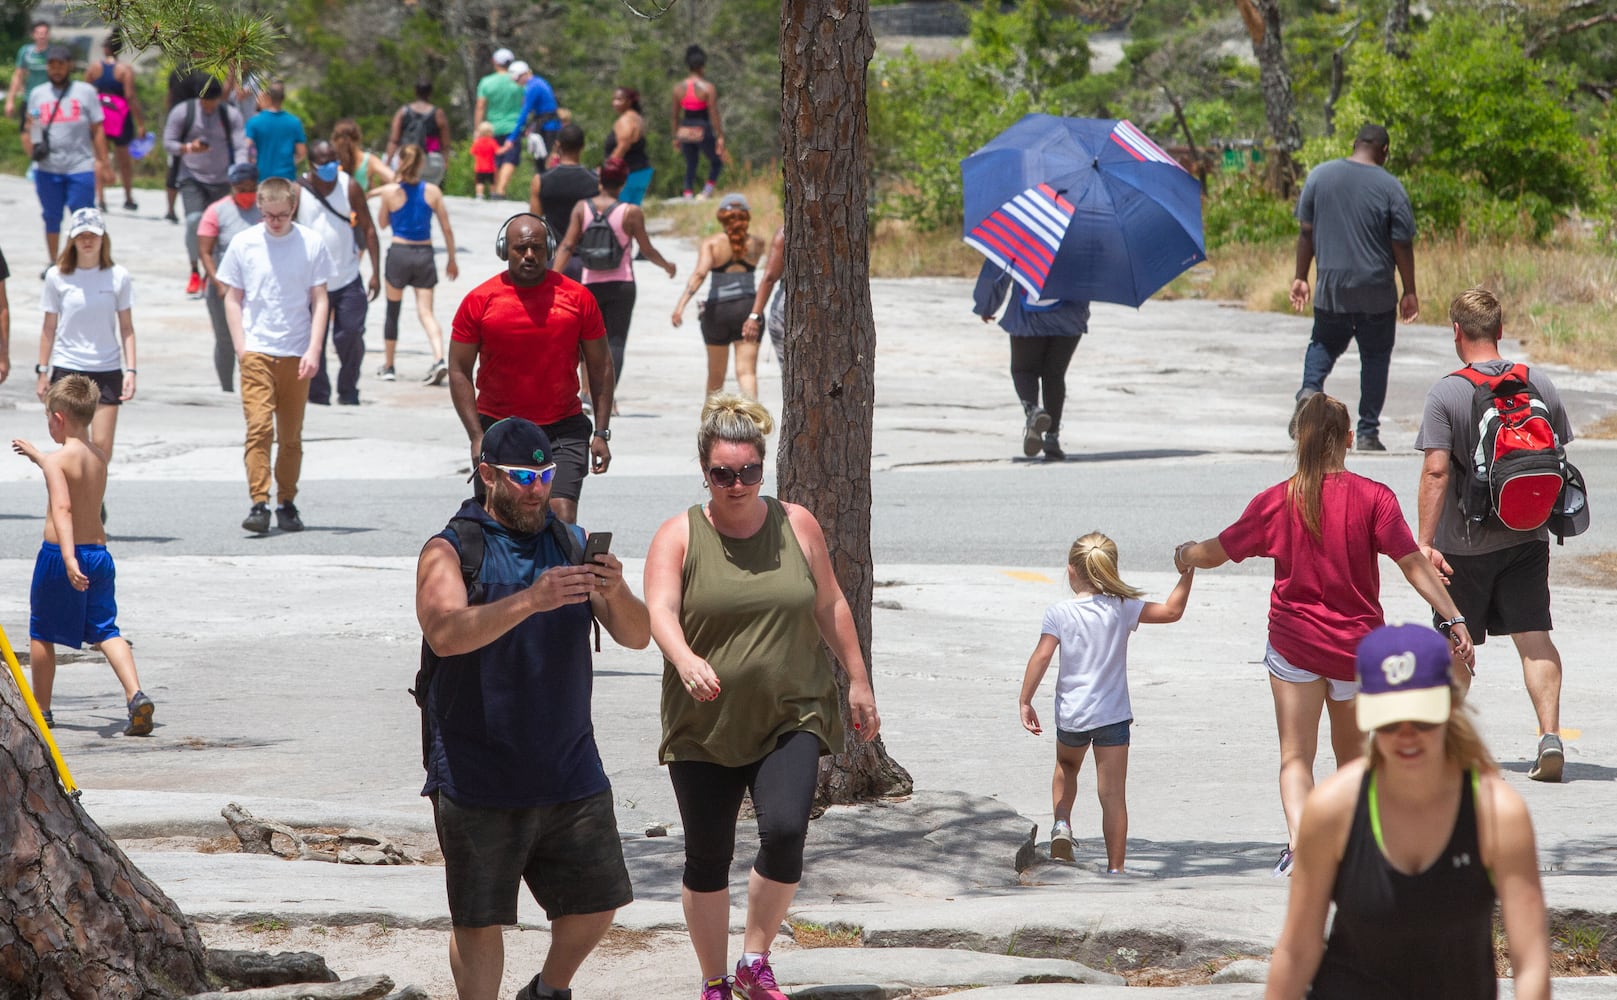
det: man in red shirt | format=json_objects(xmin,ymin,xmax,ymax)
[{"xmin": 449, "ymin": 214, "xmax": 613, "ymax": 524}]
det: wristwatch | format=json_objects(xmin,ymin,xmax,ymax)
[
  {"xmin": 34, "ymin": 364, "xmax": 48, "ymax": 375},
  {"xmin": 747, "ymin": 312, "xmax": 762, "ymax": 322},
  {"xmin": 592, "ymin": 428, "xmax": 611, "ymax": 441},
  {"xmin": 123, "ymin": 368, "xmax": 137, "ymax": 375},
  {"xmin": 1436, "ymin": 615, "xmax": 1467, "ymax": 634}
]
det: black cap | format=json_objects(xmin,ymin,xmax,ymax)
[
  {"xmin": 45, "ymin": 44, "xmax": 72, "ymax": 62},
  {"xmin": 1354, "ymin": 124, "xmax": 1390, "ymax": 148},
  {"xmin": 470, "ymin": 417, "xmax": 554, "ymax": 481}
]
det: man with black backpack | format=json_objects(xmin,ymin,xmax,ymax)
[
  {"xmin": 163, "ymin": 77, "xmax": 246, "ymax": 298},
  {"xmin": 414, "ymin": 416, "xmax": 648, "ymax": 1000},
  {"xmin": 1415, "ymin": 288, "xmax": 1579, "ymax": 782}
]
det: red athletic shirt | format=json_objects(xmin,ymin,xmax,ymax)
[
  {"xmin": 1218, "ymin": 472, "xmax": 1419, "ymax": 682},
  {"xmin": 451, "ymin": 270, "xmax": 605, "ymax": 426}
]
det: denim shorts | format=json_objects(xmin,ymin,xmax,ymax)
[
  {"xmin": 1265, "ymin": 642, "xmax": 1357, "ymax": 702},
  {"xmin": 1057, "ymin": 718, "xmax": 1132, "ymax": 748}
]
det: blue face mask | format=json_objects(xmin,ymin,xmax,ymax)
[{"xmin": 314, "ymin": 161, "xmax": 339, "ymax": 183}]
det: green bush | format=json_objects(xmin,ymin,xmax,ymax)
[{"xmin": 1203, "ymin": 170, "xmax": 1296, "ymax": 248}]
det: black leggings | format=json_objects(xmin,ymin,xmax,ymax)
[
  {"xmin": 667, "ymin": 731, "xmax": 821, "ymax": 892},
  {"xmin": 680, "ymin": 115, "xmax": 722, "ymax": 192},
  {"xmin": 587, "ymin": 280, "xmax": 636, "ymax": 384},
  {"xmin": 1009, "ymin": 334, "xmax": 1081, "ymax": 433}
]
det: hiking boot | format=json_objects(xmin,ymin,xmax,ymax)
[
  {"xmin": 733, "ymin": 954, "xmax": 787, "ymax": 1000},
  {"xmin": 1272, "ymin": 846, "xmax": 1294, "ymax": 878},
  {"xmin": 1355, "ymin": 433, "xmax": 1387, "ymax": 452},
  {"xmin": 1050, "ymin": 819, "xmax": 1075, "ymax": 861},
  {"xmin": 1023, "ymin": 407, "xmax": 1051, "ymax": 457},
  {"xmin": 125, "ymin": 691, "xmax": 155, "ymax": 736},
  {"xmin": 276, "ymin": 502, "xmax": 305, "ymax": 533},
  {"xmin": 1288, "ymin": 388, "xmax": 1319, "ymax": 440},
  {"xmin": 1043, "ymin": 432, "xmax": 1065, "ymax": 461},
  {"xmin": 700, "ymin": 976, "xmax": 732, "ymax": 1000},
  {"xmin": 242, "ymin": 502, "xmax": 271, "ymax": 534},
  {"xmin": 423, "ymin": 358, "xmax": 448, "ymax": 385},
  {"xmin": 514, "ymin": 975, "xmax": 572, "ymax": 1000},
  {"xmin": 1529, "ymin": 733, "xmax": 1564, "ymax": 782},
  {"xmin": 185, "ymin": 271, "xmax": 203, "ymax": 297},
  {"xmin": 376, "ymin": 365, "xmax": 396, "ymax": 382}
]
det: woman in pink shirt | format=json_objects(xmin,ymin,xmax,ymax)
[{"xmin": 1175, "ymin": 394, "xmax": 1473, "ymax": 877}]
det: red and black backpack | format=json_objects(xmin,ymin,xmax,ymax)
[{"xmin": 1454, "ymin": 363, "xmax": 1568, "ymax": 533}]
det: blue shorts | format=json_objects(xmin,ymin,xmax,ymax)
[
  {"xmin": 1057, "ymin": 718, "xmax": 1132, "ymax": 749},
  {"xmin": 620, "ymin": 167, "xmax": 653, "ymax": 206},
  {"xmin": 36, "ymin": 170, "xmax": 97, "ymax": 233},
  {"xmin": 495, "ymin": 142, "xmax": 521, "ymax": 169},
  {"xmin": 30, "ymin": 542, "xmax": 120, "ymax": 648}
]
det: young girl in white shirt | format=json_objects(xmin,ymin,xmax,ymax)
[{"xmin": 1018, "ymin": 532, "xmax": 1194, "ymax": 873}]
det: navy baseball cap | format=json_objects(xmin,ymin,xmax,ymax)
[
  {"xmin": 470, "ymin": 417, "xmax": 553, "ymax": 481},
  {"xmin": 228, "ymin": 161, "xmax": 259, "ymax": 185},
  {"xmin": 1355, "ymin": 624, "xmax": 1453, "ymax": 731}
]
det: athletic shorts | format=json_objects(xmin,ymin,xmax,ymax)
[
  {"xmin": 50, "ymin": 366, "xmax": 123, "ymax": 406},
  {"xmin": 431, "ymin": 788, "xmax": 632, "ymax": 926},
  {"xmin": 1439, "ymin": 541, "xmax": 1553, "ymax": 643},
  {"xmin": 30, "ymin": 542, "xmax": 121, "ymax": 648},
  {"xmin": 385, "ymin": 243, "xmax": 438, "ymax": 290},
  {"xmin": 495, "ymin": 142, "xmax": 521, "ymax": 169},
  {"xmin": 1265, "ymin": 642, "xmax": 1357, "ymax": 701},
  {"xmin": 1057, "ymin": 719, "xmax": 1131, "ymax": 748},
  {"xmin": 36, "ymin": 170, "xmax": 96, "ymax": 232},
  {"xmin": 478, "ymin": 411, "xmax": 591, "ymax": 504},
  {"xmin": 474, "ymin": 170, "xmax": 495, "ymax": 185},
  {"xmin": 699, "ymin": 296, "xmax": 751, "ymax": 346}
]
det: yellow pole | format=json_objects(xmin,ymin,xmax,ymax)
[{"xmin": 0, "ymin": 624, "xmax": 80, "ymax": 797}]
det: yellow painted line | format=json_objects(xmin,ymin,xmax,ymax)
[
  {"xmin": 1541, "ymin": 728, "xmax": 1581, "ymax": 740},
  {"xmin": 1003, "ymin": 571, "xmax": 1053, "ymax": 583}
]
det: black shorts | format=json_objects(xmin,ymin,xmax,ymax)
[
  {"xmin": 474, "ymin": 170, "xmax": 495, "ymax": 185},
  {"xmin": 165, "ymin": 153, "xmax": 181, "ymax": 188},
  {"xmin": 495, "ymin": 142, "xmax": 521, "ymax": 169},
  {"xmin": 1439, "ymin": 541, "xmax": 1553, "ymax": 642},
  {"xmin": 699, "ymin": 297, "xmax": 751, "ymax": 346},
  {"xmin": 50, "ymin": 366, "xmax": 122, "ymax": 406},
  {"xmin": 479, "ymin": 411, "xmax": 591, "ymax": 503},
  {"xmin": 385, "ymin": 243, "xmax": 438, "ymax": 290},
  {"xmin": 431, "ymin": 788, "xmax": 632, "ymax": 926}
]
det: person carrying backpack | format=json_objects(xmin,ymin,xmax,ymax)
[
  {"xmin": 1415, "ymin": 288, "xmax": 1581, "ymax": 783},
  {"xmin": 552, "ymin": 157, "xmax": 676, "ymax": 393},
  {"xmin": 385, "ymin": 79, "xmax": 449, "ymax": 186}
]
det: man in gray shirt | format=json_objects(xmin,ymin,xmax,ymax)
[
  {"xmin": 1288, "ymin": 123, "xmax": 1417, "ymax": 452},
  {"xmin": 21, "ymin": 46, "xmax": 107, "ymax": 262},
  {"xmin": 164, "ymin": 76, "xmax": 247, "ymax": 297},
  {"xmin": 1414, "ymin": 288, "xmax": 1574, "ymax": 783}
]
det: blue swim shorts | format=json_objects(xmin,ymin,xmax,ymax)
[
  {"xmin": 1056, "ymin": 718, "xmax": 1132, "ymax": 749},
  {"xmin": 30, "ymin": 542, "xmax": 120, "ymax": 648}
]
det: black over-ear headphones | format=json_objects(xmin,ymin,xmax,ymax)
[{"xmin": 495, "ymin": 212, "xmax": 554, "ymax": 265}]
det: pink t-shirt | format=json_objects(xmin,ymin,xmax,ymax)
[
  {"xmin": 196, "ymin": 201, "xmax": 222, "ymax": 238},
  {"xmin": 1218, "ymin": 471, "xmax": 1419, "ymax": 681},
  {"xmin": 581, "ymin": 202, "xmax": 634, "ymax": 285}
]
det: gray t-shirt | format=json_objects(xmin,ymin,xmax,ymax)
[
  {"xmin": 1413, "ymin": 359, "xmax": 1574, "ymax": 555},
  {"xmin": 27, "ymin": 81, "xmax": 104, "ymax": 176},
  {"xmin": 162, "ymin": 99, "xmax": 249, "ymax": 185},
  {"xmin": 1295, "ymin": 158, "xmax": 1415, "ymax": 314}
]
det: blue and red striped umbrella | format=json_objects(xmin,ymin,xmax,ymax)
[{"xmin": 962, "ymin": 115, "xmax": 1206, "ymax": 308}]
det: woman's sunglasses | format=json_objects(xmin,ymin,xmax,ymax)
[
  {"xmin": 707, "ymin": 463, "xmax": 764, "ymax": 489},
  {"xmin": 494, "ymin": 463, "xmax": 557, "ymax": 487}
]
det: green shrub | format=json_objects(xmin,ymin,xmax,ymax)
[{"xmin": 1203, "ymin": 170, "xmax": 1296, "ymax": 248}]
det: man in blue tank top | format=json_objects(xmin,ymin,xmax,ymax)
[{"xmin": 415, "ymin": 417, "xmax": 650, "ymax": 1000}]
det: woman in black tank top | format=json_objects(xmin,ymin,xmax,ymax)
[{"xmin": 1266, "ymin": 624, "xmax": 1549, "ymax": 1000}]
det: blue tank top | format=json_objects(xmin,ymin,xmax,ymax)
[
  {"xmin": 94, "ymin": 60, "xmax": 124, "ymax": 97},
  {"xmin": 392, "ymin": 181, "xmax": 432, "ymax": 241}
]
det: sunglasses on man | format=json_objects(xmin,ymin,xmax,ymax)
[{"xmin": 494, "ymin": 463, "xmax": 557, "ymax": 487}]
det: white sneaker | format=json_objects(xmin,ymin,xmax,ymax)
[
  {"xmin": 1050, "ymin": 819, "xmax": 1075, "ymax": 861},
  {"xmin": 376, "ymin": 365, "xmax": 396, "ymax": 382}
]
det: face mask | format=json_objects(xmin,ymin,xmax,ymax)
[
  {"xmin": 233, "ymin": 193, "xmax": 257, "ymax": 210},
  {"xmin": 313, "ymin": 161, "xmax": 339, "ymax": 183}
]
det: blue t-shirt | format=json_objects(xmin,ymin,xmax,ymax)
[
  {"xmin": 508, "ymin": 75, "xmax": 561, "ymax": 144},
  {"xmin": 244, "ymin": 108, "xmax": 307, "ymax": 180},
  {"xmin": 421, "ymin": 501, "xmax": 607, "ymax": 809}
]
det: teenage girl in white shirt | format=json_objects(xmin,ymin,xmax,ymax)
[{"xmin": 1018, "ymin": 532, "xmax": 1194, "ymax": 873}]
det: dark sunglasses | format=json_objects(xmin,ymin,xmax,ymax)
[
  {"xmin": 707, "ymin": 463, "xmax": 764, "ymax": 488},
  {"xmin": 1375, "ymin": 719, "xmax": 1442, "ymax": 735},
  {"xmin": 494, "ymin": 463, "xmax": 557, "ymax": 487}
]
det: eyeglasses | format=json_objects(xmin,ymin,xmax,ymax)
[
  {"xmin": 261, "ymin": 210, "xmax": 292, "ymax": 223},
  {"xmin": 707, "ymin": 463, "xmax": 763, "ymax": 488},
  {"xmin": 1375, "ymin": 719, "xmax": 1442, "ymax": 735},
  {"xmin": 494, "ymin": 463, "xmax": 557, "ymax": 487}
]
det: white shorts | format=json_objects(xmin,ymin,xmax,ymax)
[{"xmin": 1265, "ymin": 643, "xmax": 1358, "ymax": 702}]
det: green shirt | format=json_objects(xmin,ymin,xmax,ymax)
[
  {"xmin": 476, "ymin": 71, "xmax": 524, "ymax": 135},
  {"xmin": 660, "ymin": 498, "xmax": 844, "ymax": 766},
  {"xmin": 16, "ymin": 43, "xmax": 48, "ymax": 93}
]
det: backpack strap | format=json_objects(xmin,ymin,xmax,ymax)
[
  {"xmin": 448, "ymin": 517, "xmax": 486, "ymax": 603},
  {"xmin": 1451, "ymin": 362, "xmax": 1529, "ymax": 389}
]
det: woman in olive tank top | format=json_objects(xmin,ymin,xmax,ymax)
[
  {"xmin": 644, "ymin": 394, "xmax": 881, "ymax": 1000},
  {"xmin": 1265, "ymin": 624, "xmax": 1548, "ymax": 1000}
]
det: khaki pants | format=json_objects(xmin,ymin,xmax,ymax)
[{"xmin": 240, "ymin": 353, "xmax": 309, "ymax": 504}]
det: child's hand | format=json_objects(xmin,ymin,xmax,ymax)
[
  {"xmin": 11, "ymin": 438, "xmax": 42, "ymax": 466},
  {"xmin": 1020, "ymin": 702, "xmax": 1042, "ymax": 735},
  {"xmin": 65, "ymin": 560, "xmax": 89, "ymax": 591}
]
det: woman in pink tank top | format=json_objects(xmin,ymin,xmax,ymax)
[{"xmin": 670, "ymin": 44, "xmax": 725, "ymax": 199}]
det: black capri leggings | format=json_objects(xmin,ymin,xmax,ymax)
[
  {"xmin": 587, "ymin": 280, "xmax": 636, "ymax": 383},
  {"xmin": 667, "ymin": 730, "xmax": 821, "ymax": 892},
  {"xmin": 1008, "ymin": 334, "xmax": 1081, "ymax": 434}
]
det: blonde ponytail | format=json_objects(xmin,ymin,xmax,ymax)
[
  {"xmin": 1288, "ymin": 393, "xmax": 1351, "ymax": 540},
  {"xmin": 1068, "ymin": 532, "xmax": 1144, "ymax": 600}
]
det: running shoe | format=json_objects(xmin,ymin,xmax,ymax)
[
  {"xmin": 242, "ymin": 502, "xmax": 271, "ymax": 534},
  {"xmin": 164, "ymin": 208, "xmax": 180, "ymax": 224},
  {"xmin": 1049, "ymin": 819, "xmax": 1075, "ymax": 862},
  {"xmin": 682, "ymin": 189, "xmax": 695, "ymax": 200},
  {"xmin": 1355, "ymin": 433, "xmax": 1387, "ymax": 452},
  {"xmin": 1529, "ymin": 733, "xmax": 1564, "ymax": 782},
  {"xmin": 700, "ymin": 182, "xmax": 717, "ymax": 199},
  {"xmin": 276, "ymin": 502, "xmax": 305, "ymax": 533},
  {"xmin": 185, "ymin": 271, "xmax": 204, "ymax": 297},
  {"xmin": 125, "ymin": 691, "xmax": 155, "ymax": 736},
  {"xmin": 1272, "ymin": 846, "xmax": 1294, "ymax": 878},
  {"xmin": 1023, "ymin": 407, "xmax": 1050, "ymax": 457},
  {"xmin": 376, "ymin": 365, "xmax": 396, "ymax": 382},
  {"xmin": 733, "ymin": 954, "xmax": 788, "ymax": 1000},
  {"xmin": 123, "ymin": 199, "xmax": 138, "ymax": 211},
  {"xmin": 514, "ymin": 976, "xmax": 572, "ymax": 1000},
  {"xmin": 701, "ymin": 976, "xmax": 731, "ymax": 1000},
  {"xmin": 41, "ymin": 710, "xmax": 53, "ymax": 727},
  {"xmin": 1043, "ymin": 432, "xmax": 1065, "ymax": 461},
  {"xmin": 423, "ymin": 358, "xmax": 448, "ymax": 385}
]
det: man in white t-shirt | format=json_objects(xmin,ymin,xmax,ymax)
[{"xmin": 217, "ymin": 177, "xmax": 333, "ymax": 535}]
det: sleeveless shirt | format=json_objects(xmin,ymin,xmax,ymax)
[
  {"xmin": 391, "ymin": 181, "xmax": 432, "ymax": 241},
  {"xmin": 1310, "ymin": 769, "xmax": 1497, "ymax": 999},
  {"xmin": 707, "ymin": 252, "xmax": 757, "ymax": 304},
  {"xmin": 660, "ymin": 497, "xmax": 843, "ymax": 766}
]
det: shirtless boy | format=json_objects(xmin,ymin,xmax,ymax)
[{"xmin": 13, "ymin": 374, "xmax": 153, "ymax": 735}]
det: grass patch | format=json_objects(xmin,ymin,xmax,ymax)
[
  {"xmin": 788, "ymin": 920, "xmax": 863, "ymax": 949},
  {"xmin": 1584, "ymin": 412, "xmax": 1617, "ymax": 440},
  {"xmin": 246, "ymin": 917, "xmax": 288, "ymax": 933}
]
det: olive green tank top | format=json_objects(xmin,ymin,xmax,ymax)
[{"xmin": 659, "ymin": 497, "xmax": 843, "ymax": 766}]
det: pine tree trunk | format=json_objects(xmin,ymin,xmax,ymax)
[
  {"xmin": 1237, "ymin": 0, "xmax": 1302, "ymax": 196},
  {"xmin": 777, "ymin": 0, "xmax": 913, "ymax": 805},
  {"xmin": 0, "ymin": 678, "xmax": 212, "ymax": 998}
]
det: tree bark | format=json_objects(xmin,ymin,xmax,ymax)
[
  {"xmin": 1381, "ymin": 0, "xmax": 1411, "ymax": 56},
  {"xmin": 1235, "ymin": 0, "xmax": 1302, "ymax": 197},
  {"xmin": 777, "ymin": 0, "xmax": 913, "ymax": 805},
  {"xmin": 0, "ymin": 679, "xmax": 212, "ymax": 998}
]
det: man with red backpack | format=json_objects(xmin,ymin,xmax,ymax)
[{"xmin": 1415, "ymin": 288, "xmax": 1578, "ymax": 782}]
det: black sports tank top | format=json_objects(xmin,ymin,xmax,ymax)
[{"xmin": 1309, "ymin": 769, "xmax": 1497, "ymax": 999}]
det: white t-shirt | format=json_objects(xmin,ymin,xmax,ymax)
[
  {"xmin": 43, "ymin": 264, "xmax": 133, "ymax": 372},
  {"xmin": 217, "ymin": 222, "xmax": 333, "ymax": 356},
  {"xmin": 1041, "ymin": 594, "xmax": 1145, "ymax": 734},
  {"xmin": 294, "ymin": 172, "xmax": 360, "ymax": 290}
]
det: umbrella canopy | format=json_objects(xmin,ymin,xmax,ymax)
[{"xmin": 961, "ymin": 115, "xmax": 1206, "ymax": 308}]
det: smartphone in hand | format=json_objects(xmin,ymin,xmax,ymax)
[{"xmin": 580, "ymin": 532, "xmax": 612, "ymax": 566}]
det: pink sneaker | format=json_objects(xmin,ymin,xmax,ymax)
[
  {"xmin": 701, "ymin": 975, "xmax": 732, "ymax": 1000},
  {"xmin": 733, "ymin": 954, "xmax": 788, "ymax": 1000}
]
